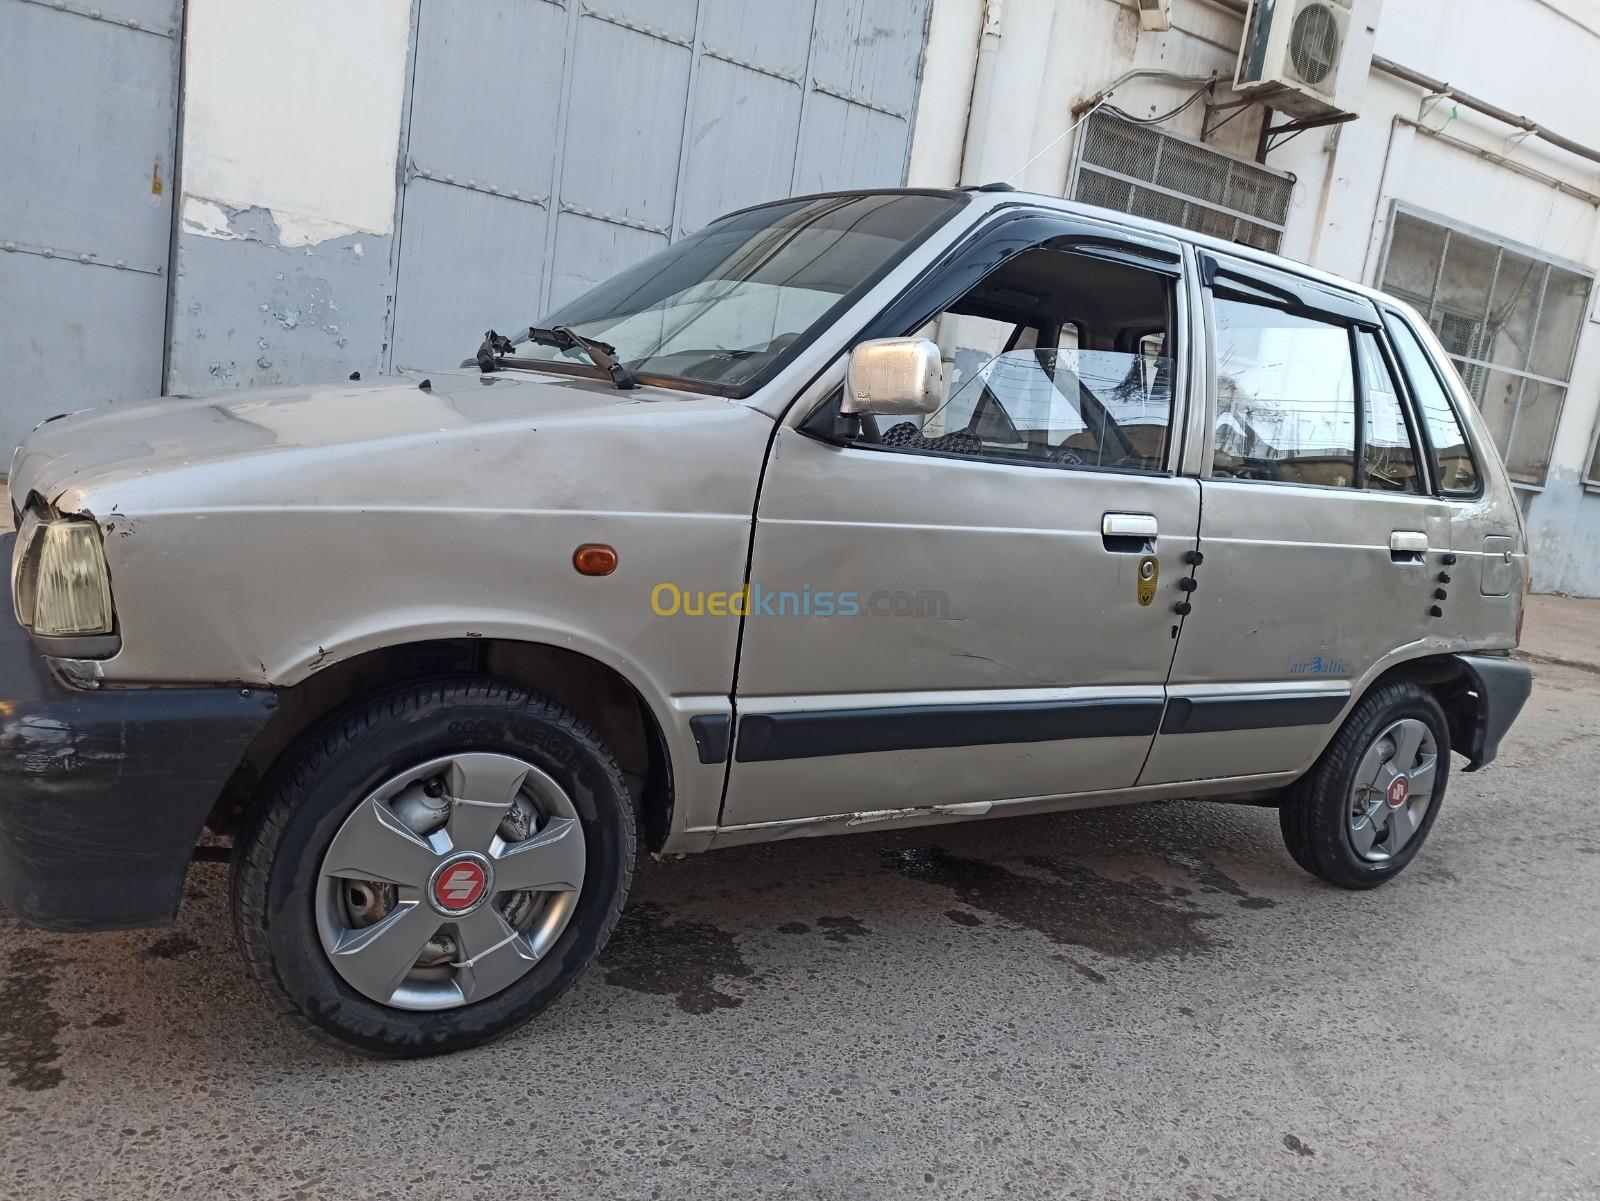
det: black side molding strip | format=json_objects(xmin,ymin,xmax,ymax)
[
  {"xmin": 689, "ymin": 715, "xmax": 733, "ymax": 765},
  {"xmin": 733, "ymin": 698, "xmax": 1164, "ymax": 763},
  {"xmin": 1160, "ymin": 692, "xmax": 1349, "ymax": 735}
]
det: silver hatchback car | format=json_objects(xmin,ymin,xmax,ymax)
[{"xmin": 2, "ymin": 187, "xmax": 1532, "ymax": 1055}]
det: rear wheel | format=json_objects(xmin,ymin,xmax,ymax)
[
  {"xmin": 233, "ymin": 677, "xmax": 636, "ymax": 1056},
  {"xmin": 1279, "ymin": 681, "xmax": 1450, "ymax": 890}
]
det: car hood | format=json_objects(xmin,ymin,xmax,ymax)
[{"xmin": 9, "ymin": 369, "xmax": 766, "ymax": 518}]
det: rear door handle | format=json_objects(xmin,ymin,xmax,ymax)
[
  {"xmin": 1390, "ymin": 530, "xmax": 1428, "ymax": 561},
  {"xmin": 1102, "ymin": 512, "xmax": 1158, "ymax": 552}
]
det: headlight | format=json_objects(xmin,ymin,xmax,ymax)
[{"xmin": 11, "ymin": 512, "xmax": 116, "ymax": 636}]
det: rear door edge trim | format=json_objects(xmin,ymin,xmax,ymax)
[
  {"xmin": 732, "ymin": 698, "xmax": 1165, "ymax": 763},
  {"xmin": 1159, "ymin": 691, "xmax": 1350, "ymax": 735}
]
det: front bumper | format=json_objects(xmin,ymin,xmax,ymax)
[{"xmin": 0, "ymin": 536, "xmax": 277, "ymax": 930}]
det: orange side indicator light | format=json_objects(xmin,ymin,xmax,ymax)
[{"xmin": 573, "ymin": 544, "xmax": 618, "ymax": 577}]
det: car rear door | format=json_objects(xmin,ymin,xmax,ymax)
[{"xmin": 1139, "ymin": 252, "xmax": 1451, "ymax": 787}]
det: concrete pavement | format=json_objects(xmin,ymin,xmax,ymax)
[
  {"xmin": 1520, "ymin": 591, "xmax": 1600, "ymax": 673},
  {"xmin": 2, "ymin": 603, "xmax": 1598, "ymax": 1199}
]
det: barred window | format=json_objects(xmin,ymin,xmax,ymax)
[
  {"xmin": 1071, "ymin": 109, "xmax": 1293, "ymax": 253},
  {"xmin": 1380, "ymin": 206, "xmax": 1593, "ymax": 487}
]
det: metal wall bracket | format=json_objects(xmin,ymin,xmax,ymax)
[
  {"xmin": 1258, "ymin": 109, "xmax": 1360, "ymax": 159},
  {"xmin": 1201, "ymin": 94, "xmax": 1258, "ymax": 143}
]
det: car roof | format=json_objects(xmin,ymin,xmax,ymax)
[{"xmin": 721, "ymin": 185, "xmax": 1401, "ymax": 314}]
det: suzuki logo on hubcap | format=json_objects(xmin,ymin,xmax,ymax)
[
  {"xmin": 430, "ymin": 855, "xmax": 491, "ymax": 913},
  {"xmin": 1387, "ymin": 776, "xmax": 1410, "ymax": 808}
]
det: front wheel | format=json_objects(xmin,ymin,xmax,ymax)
[
  {"xmin": 232, "ymin": 677, "xmax": 636, "ymax": 1056},
  {"xmin": 1279, "ymin": 681, "xmax": 1450, "ymax": 890}
]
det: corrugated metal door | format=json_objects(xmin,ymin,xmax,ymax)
[
  {"xmin": 0, "ymin": 0, "xmax": 182, "ymax": 457},
  {"xmin": 390, "ymin": 0, "xmax": 932, "ymax": 372}
]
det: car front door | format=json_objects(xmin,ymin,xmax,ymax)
[
  {"xmin": 717, "ymin": 215, "xmax": 1203, "ymax": 829},
  {"xmin": 1139, "ymin": 253, "xmax": 1451, "ymax": 787}
]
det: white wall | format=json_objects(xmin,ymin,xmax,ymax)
[
  {"xmin": 167, "ymin": 0, "xmax": 414, "ymax": 397},
  {"xmin": 180, "ymin": 0, "xmax": 411, "ymax": 247},
  {"xmin": 910, "ymin": 0, "xmax": 1600, "ymax": 594}
]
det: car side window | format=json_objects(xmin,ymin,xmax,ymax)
[
  {"xmin": 1383, "ymin": 315, "xmax": 1482, "ymax": 497},
  {"xmin": 1357, "ymin": 330, "xmax": 1423, "ymax": 494},
  {"xmin": 866, "ymin": 247, "xmax": 1177, "ymax": 474},
  {"xmin": 1212, "ymin": 300, "xmax": 1358, "ymax": 487}
]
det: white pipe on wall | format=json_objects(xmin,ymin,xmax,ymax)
[
  {"xmin": 907, "ymin": 0, "xmax": 988, "ymax": 187},
  {"xmin": 957, "ymin": 0, "xmax": 1007, "ymax": 184}
]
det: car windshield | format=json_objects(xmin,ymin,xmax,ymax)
[{"xmin": 512, "ymin": 192, "xmax": 962, "ymax": 394}]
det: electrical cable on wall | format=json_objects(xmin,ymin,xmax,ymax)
[{"xmin": 1003, "ymin": 74, "xmax": 1219, "ymax": 185}]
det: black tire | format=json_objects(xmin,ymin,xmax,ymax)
[
  {"xmin": 1279, "ymin": 680, "xmax": 1451, "ymax": 890},
  {"xmin": 232, "ymin": 676, "xmax": 636, "ymax": 1056}
]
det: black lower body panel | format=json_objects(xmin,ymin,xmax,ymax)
[
  {"xmin": 1455, "ymin": 653, "xmax": 1533, "ymax": 771},
  {"xmin": 0, "ymin": 565, "xmax": 277, "ymax": 930}
]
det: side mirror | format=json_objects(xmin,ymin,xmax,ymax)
[{"xmin": 843, "ymin": 338, "xmax": 946, "ymax": 416}]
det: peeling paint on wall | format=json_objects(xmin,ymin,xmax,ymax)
[
  {"xmin": 181, "ymin": 197, "xmax": 245, "ymax": 241},
  {"xmin": 182, "ymin": 196, "xmax": 374, "ymax": 251},
  {"xmin": 166, "ymin": 204, "xmax": 393, "ymax": 399},
  {"xmin": 166, "ymin": 0, "xmax": 409, "ymax": 399}
]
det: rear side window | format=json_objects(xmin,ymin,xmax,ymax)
[
  {"xmin": 1384, "ymin": 316, "xmax": 1482, "ymax": 496},
  {"xmin": 1357, "ymin": 331, "xmax": 1423, "ymax": 494},
  {"xmin": 1212, "ymin": 300, "xmax": 1357, "ymax": 487}
]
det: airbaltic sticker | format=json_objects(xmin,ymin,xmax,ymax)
[{"xmin": 1289, "ymin": 655, "xmax": 1351, "ymax": 676}]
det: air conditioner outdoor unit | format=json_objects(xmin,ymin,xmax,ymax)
[{"xmin": 1235, "ymin": 0, "xmax": 1382, "ymax": 121}]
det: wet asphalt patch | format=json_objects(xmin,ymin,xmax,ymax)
[
  {"xmin": 143, "ymin": 934, "xmax": 202, "ymax": 960},
  {"xmin": 599, "ymin": 901, "xmax": 757, "ymax": 1015},
  {"xmin": 1165, "ymin": 851, "xmax": 1279, "ymax": 909},
  {"xmin": 881, "ymin": 846, "xmax": 1223, "ymax": 963},
  {"xmin": 814, "ymin": 916, "xmax": 871, "ymax": 944},
  {"xmin": 0, "ymin": 947, "xmax": 66, "ymax": 1091},
  {"xmin": 598, "ymin": 840, "xmax": 1279, "ymax": 1015}
]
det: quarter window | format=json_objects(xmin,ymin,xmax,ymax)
[
  {"xmin": 1384, "ymin": 315, "xmax": 1481, "ymax": 497},
  {"xmin": 1212, "ymin": 300, "xmax": 1357, "ymax": 488}
]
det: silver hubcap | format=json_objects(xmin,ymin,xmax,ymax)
[
  {"xmin": 315, "ymin": 753, "xmax": 586, "ymax": 1011},
  {"xmin": 1347, "ymin": 718, "xmax": 1439, "ymax": 862}
]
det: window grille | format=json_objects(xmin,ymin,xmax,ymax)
[
  {"xmin": 1379, "ymin": 205, "xmax": 1593, "ymax": 488},
  {"xmin": 1071, "ymin": 109, "xmax": 1294, "ymax": 253}
]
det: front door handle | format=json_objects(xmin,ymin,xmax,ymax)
[
  {"xmin": 1390, "ymin": 530, "xmax": 1428, "ymax": 562},
  {"xmin": 1103, "ymin": 513, "xmax": 1158, "ymax": 540},
  {"xmin": 1102, "ymin": 512, "xmax": 1158, "ymax": 552}
]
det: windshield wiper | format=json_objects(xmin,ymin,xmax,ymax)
[
  {"xmin": 528, "ymin": 326, "xmax": 638, "ymax": 389},
  {"xmin": 474, "ymin": 329, "xmax": 515, "ymax": 372},
  {"xmin": 473, "ymin": 327, "xmax": 639, "ymax": 390},
  {"xmin": 529, "ymin": 326, "xmax": 638, "ymax": 389}
]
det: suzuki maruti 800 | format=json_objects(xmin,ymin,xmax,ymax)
[{"xmin": 1, "ymin": 187, "xmax": 1532, "ymax": 1054}]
